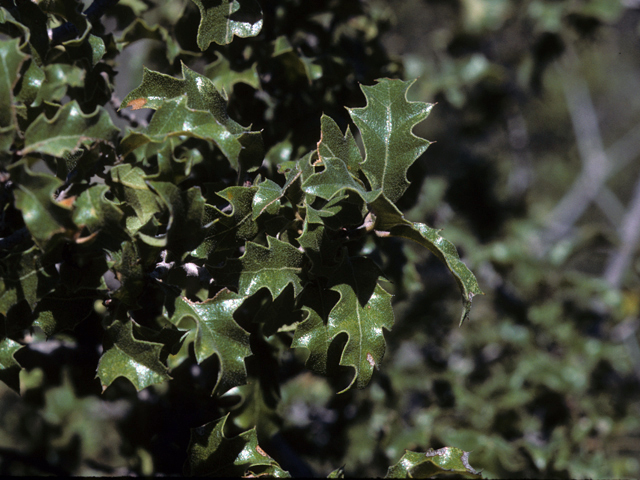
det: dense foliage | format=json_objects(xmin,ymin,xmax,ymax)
[{"xmin": 1, "ymin": 0, "xmax": 639, "ymax": 478}]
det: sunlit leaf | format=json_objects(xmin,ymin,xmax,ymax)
[
  {"xmin": 386, "ymin": 447, "xmax": 482, "ymax": 478},
  {"xmin": 167, "ymin": 290, "xmax": 251, "ymax": 395},
  {"xmin": 0, "ymin": 38, "xmax": 27, "ymax": 154},
  {"xmin": 22, "ymin": 101, "xmax": 118, "ymax": 157},
  {"xmin": 190, "ymin": 0, "xmax": 263, "ymax": 50},
  {"xmin": 97, "ymin": 317, "xmax": 171, "ymax": 392},
  {"xmin": 0, "ymin": 337, "xmax": 23, "ymax": 393},
  {"xmin": 347, "ymin": 78, "xmax": 433, "ymax": 203}
]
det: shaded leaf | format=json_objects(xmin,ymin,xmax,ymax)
[
  {"xmin": 167, "ymin": 290, "xmax": 251, "ymax": 395},
  {"xmin": 214, "ymin": 236, "xmax": 305, "ymax": 298},
  {"xmin": 185, "ymin": 413, "xmax": 289, "ymax": 477},
  {"xmin": 0, "ymin": 246, "xmax": 58, "ymax": 315},
  {"xmin": 33, "ymin": 291, "xmax": 96, "ymax": 337},
  {"xmin": 22, "ymin": 101, "xmax": 119, "ymax": 157},
  {"xmin": 72, "ymin": 184, "xmax": 125, "ymax": 233},
  {"xmin": 117, "ymin": 18, "xmax": 193, "ymax": 64},
  {"xmin": 8, "ymin": 160, "xmax": 77, "ymax": 248},
  {"xmin": 347, "ymin": 78, "xmax": 432, "ymax": 203},
  {"xmin": 108, "ymin": 164, "xmax": 160, "ymax": 235},
  {"xmin": 386, "ymin": 448, "xmax": 482, "ymax": 479},
  {"xmin": 0, "ymin": 38, "xmax": 27, "ymax": 154},
  {"xmin": 205, "ymin": 51, "xmax": 260, "ymax": 93},
  {"xmin": 190, "ymin": 0, "xmax": 263, "ymax": 50},
  {"xmin": 147, "ymin": 181, "xmax": 206, "ymax": 255},
  {"xmin": 96, "ymin": 317, "xmax": 171, "ymax": 392},
  {"xmin": 0, "ymin": 337, "xmax": 23, "ymax": 393}
]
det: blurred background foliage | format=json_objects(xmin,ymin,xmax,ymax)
[{"xmin": 2, "ymin": 0, "xmax": 640, "ymax": 477}]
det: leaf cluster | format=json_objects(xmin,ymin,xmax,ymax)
[{"xmin": 0, "ymin": 0, "xmax": 482, "ymax": 476}]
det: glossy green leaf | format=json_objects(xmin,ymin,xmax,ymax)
[
  {"xmin": 0, "ymin": 247, "xmax": 58, "ymax": 315},
  {"xmin": 190, "ymin": 0, "xmax": 263, "ymax": 50},
  {"xmin": 30, "ymin": 64, "xmax": 85, "ymax": 107},
  {"xmin": 109, "ymin": 240, "xmax": 145, "ymax": 306},
  {"xmin": 120, "ymin": 96, "xmax": 244, "ymax": 169},
  {"xmin": 185, "ymin": 413, "xmax": 289, "ymax": 477},
  {"xmin": 96, "ymin": 317, "xmax": 171, "ymax": 392},
  {"xmin": 0, "ymin": 337, "xmax": 23, "ymax": 393},
  {"xmin": 8, "ymin": 160, "xmax": 77, "ymax": 248},
  {"xmin": 108, "ymin": 164, "xmax": 161, "ymax": 235},
  {"xmin": 0, "ymin": 38, "xmax": 27, "ymax": 153},
  {"xmin": 293, "ymin": 255, "xmax": 394, "ymax": 391},
  {"xmin": 214, "ymin": 236, "xmax": 305, "ymax": 298},
  {"xmin": 167, "ymin": 290, "xmax": 251, "ymax": 395},
  {"xmin": 326, "ymin": 255, "xmax": 394, "ymax": 391},
  {"xmin": 369, "ymin": 196, "xmax": 483, "ymax": 325},
  {"xmin": 347, "ymin": 78, "xmax": 433, "ymax": 203},
  {"xmin": 317, "ymin": 114, "xmax": 363, "ymax": 175},
  {"xmin": 252, "ymin": 178, "xmax": 282, "ymax": 220},
  {"xmin": 22, "ymin": 101, "xmax": 118, "ymax": 157},
  {"xmin": 386, "ymin": 448, "xmax": 482, "ymax": 478},
  {"xmin": 193, "ymin": 186, "xmax": 259, "ymax": 259}
]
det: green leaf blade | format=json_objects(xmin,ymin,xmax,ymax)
[
  {"xmin": 191, "ymin": 0, "xmax": 263, "ymax": 49},
  {"xmin": 348, "ymin": 78, "xmax": 433, "ymax": 203}
]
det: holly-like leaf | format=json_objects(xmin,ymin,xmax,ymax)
[
  {"xmin": 347, "ymin": 78, "xmax": 433, "ymax": 203},
  {"xmin": 0, "ymin": 337, "xmax": 23, "ymax": 393},
  {"xmin": 120, "ymin": 96, "xmax": 244, "ymax": 170},
  {"xmin": 185, "ymin": 413, "xmax": 289, "ymax": 477},
  {"xmin": 8, "ymin": 160, "xmax": 77, "ymax": 248},
  {"xmin": 167, "ymin": 290, "xmax": 251, "ymax": 395},
  {"xmin": 0, "ymin": 38, "xmax": 27, "ymax": 154},
  {"xmin": 214, "ymin": 236, "xmax": 305, "ymax": 298},
  {"xmin": 326, "ymin": 255, "xmax": 394, "ymax": 391},
  {"xmin": 386, "ymin": 448, "xmax": 482, "ymax": 479},
  {"xmin": 193, "ymin": 186, "xmax": 259, "ymax": 260},
  {"xmin": 108, "ymin": 164, "xmax": 161, "ymax": 235},
  {"xmin": 190, "ymin": 0, "xmax": 263, "ymax": 50},
  {"xmin": 96, "ymin": 317, "xmax": 172, "ymax": 392},
  {"xmin": 21, "ymin": 101, "xmax": 119, "ymax": 157},
  {"xmin": 33, "ymin": 291, "xmax": 97, "ymax": 337},
  {"xmin": 72, "ymin": 184, "xmax": 125, "ymax": 233},
  {"xmin": 252, "ymin": 178, "xmax": 282, "ymax": 220},
  {"xmin": 293, "ymin": 255, "xmax": 394, "ymax": 391},
  {"xmin": 0, "ymin": 246, "xmax": 58, "ymax": 315},
  {"xmin": 317, "ymin": 114, "xmax": 363, "ymax": 175},
  {"xmin": 369, "ymin": 196, "xmax": 483, "ymax": 326}
]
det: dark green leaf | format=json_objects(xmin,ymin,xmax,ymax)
[
  {"xmin": 33, "ymin": 291, "xmax": 96, "ymax": 337},
  {"xmin": 96, "ymin": 317, "xmax": 171, "ymax": 392},
  {"xmin": 184, "ymin": 413, "xmax": 289, "ymax": 477},
  {"xmin": 214, "ymin": 236, "xmax": 305, "ymax": 298},
  {"xmin": 0, "ymin": 337, "xmax": 23, "ymax": 393},
  {"xmin": 369, "ymin": 196, "xmax": 483, "ymax": 325},
  {"xmin": 0, "ymin": 38, "xmax": 27, "ymax": 154},
  {"xmin": 347, "ymin": 78, "xmax": 433, "ymax": 203},
  {"xmin": 8, "ymin": 160, "xmax": 77, "ymax": 248},
  {"xmin": 167, "ymin": 289, "xmax": 251, "ymax": 395},
  {"xmin": 386, "ymin": 448, "xmax": 482, "ymax": 479},
  {"xmin": 190, "ymin": 0, "xmax": 263, "ymax": 50},
  {"xmin": 22, "ymin": 101, "xmax": 118, "ymax": 157},
  {"xmin": 0, "ymin": 246, "xmax": 58, "ymax": 314},
  {"xmin": 205, "ymin": 52, "xmax": 260, "ymax": 93}
]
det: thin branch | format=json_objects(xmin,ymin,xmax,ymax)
[
  {"xmin": 543, "ymin": 57, "xmax": 610, "ymax": 247},
  {"xmin": 603, "ymin": 171, "xmax": 640, "ymax": 288}
]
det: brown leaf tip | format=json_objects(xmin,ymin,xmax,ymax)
[{"xmin": 126, "ymin": 98, "xmax": 148, "ymax": 110}]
